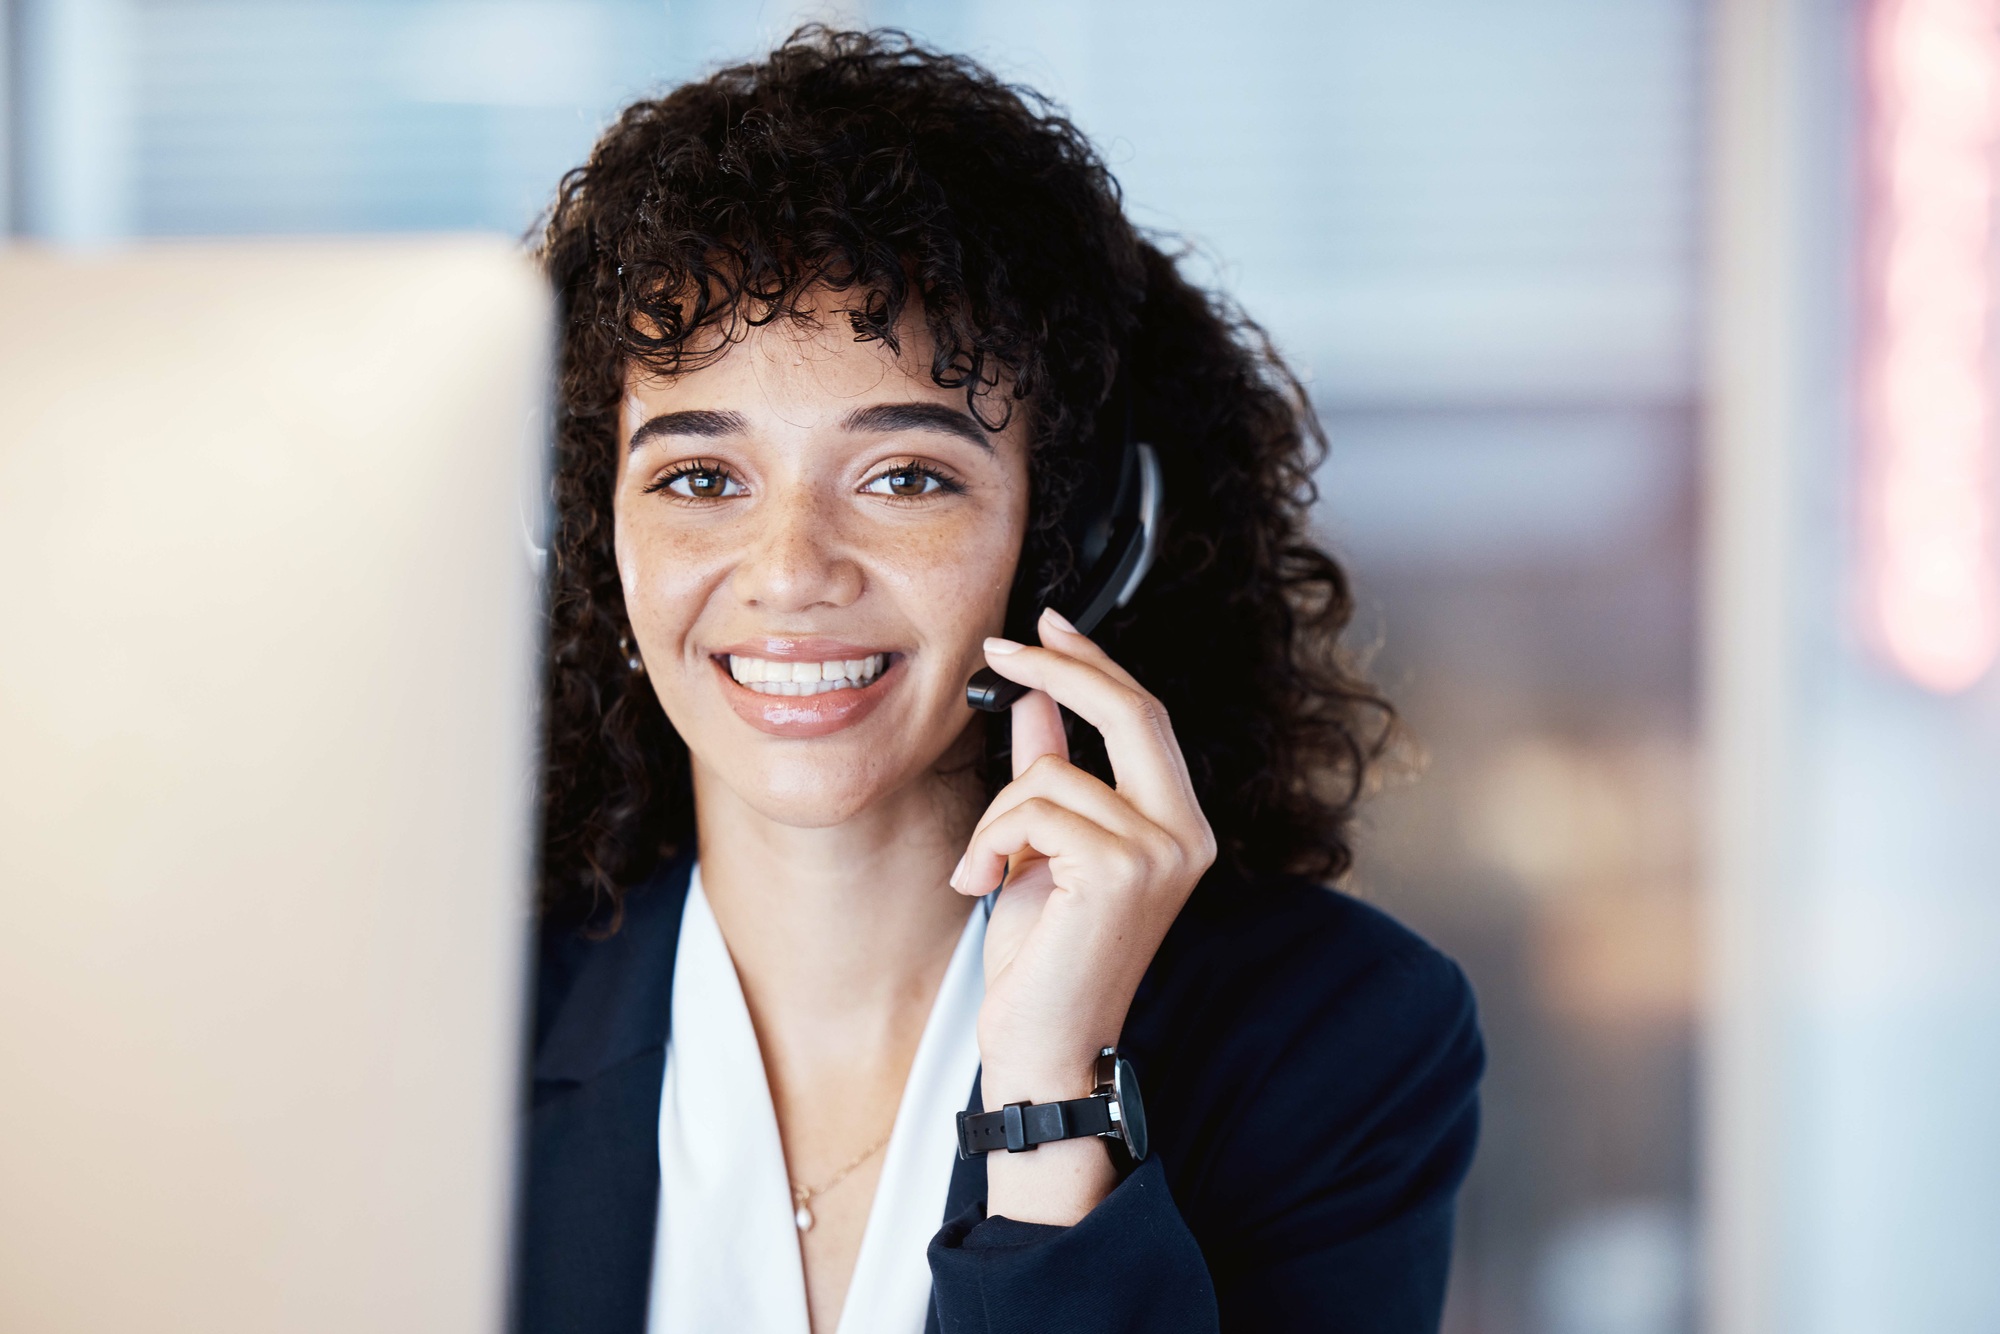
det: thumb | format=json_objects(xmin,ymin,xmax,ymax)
[{"xmin": 1010, "ymin": 687, "xmax": 1068, "ymax": 779}]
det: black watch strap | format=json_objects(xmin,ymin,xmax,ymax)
[
  {"xmin": 955, "ymin": 1047, "xmax": 1148, "ymax": 1163},
  {"xmin": 957, "ymin": 1093, "xmax": 1114, "ymax": 1157}
]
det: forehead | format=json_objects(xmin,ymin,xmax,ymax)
[{"xmin": 620, "ymin": 289, "xmax": 972, "ymax": 433}]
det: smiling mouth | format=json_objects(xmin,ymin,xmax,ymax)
[{"xmin": 722, "ymin": 652, "xmax": 889, "ymax": 696}]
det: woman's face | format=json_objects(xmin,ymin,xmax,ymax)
[{"xmin": 613, "ymin": 297, "xmax": 1032, "ymax": 829}]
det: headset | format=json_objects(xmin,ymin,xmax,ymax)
[{"xmin": 965, "ymin": 417, "xmax": 1164, "ymax": 713}]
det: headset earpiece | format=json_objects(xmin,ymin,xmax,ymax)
[{"xmin": 966, "ymin": 436, "xmax": 1163, "ymax": 714}]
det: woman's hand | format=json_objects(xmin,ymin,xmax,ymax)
[{"xmin": 950, "ymin": 607, "xmax": 1216, "ymax": 1223}]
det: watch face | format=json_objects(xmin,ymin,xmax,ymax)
[{"xmin": 1113, "ymin": 1057, "xmax": 1149, "ymax": 1162}]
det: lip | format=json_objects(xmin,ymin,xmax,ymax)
[
  {"xmin": 713, "ymin": 637, "xmax": 893, "ymax": 662},
  {"xmin": 710, "ymin": 640, "xmax": 903, "ymax": 739}
]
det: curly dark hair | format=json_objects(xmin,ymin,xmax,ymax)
[{"xmin": 534, "ymin": 27, "xmax": 1393, "ymax": 928}]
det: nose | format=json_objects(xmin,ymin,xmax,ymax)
[{"xmin": 729, "ymin": 480, "xmax": 864, "ymax": 612}]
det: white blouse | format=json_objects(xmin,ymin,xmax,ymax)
[{"xmin": 646, "ymin": 866, "xmax": 986, "ymax": 1334}]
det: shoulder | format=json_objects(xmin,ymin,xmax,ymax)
[
  {"xmin": 528, "ymin": 853, "xmax": 695, "ymax": 1086},
  {"xmin": 1135, "ymin": 869, "xmax": 1480, "ymax": 1064},
  {"xmin": 1126, "ymin": 870, "xmax": 1484, "ymax": 1240}
]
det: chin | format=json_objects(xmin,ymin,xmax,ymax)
[
  {"xmin": 676, "ymin": 675, "xmax": 986, "ymax": 831},
  {"xmin": 734, "ymin": 752, "xmax": 905, "ymax": 829}
]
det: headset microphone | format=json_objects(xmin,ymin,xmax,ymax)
[{"xmin": 965, "ymin": 438, "xmax": 1162, "ymax": 713}]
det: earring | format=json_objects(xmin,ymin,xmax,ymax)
[{"xmin": 618, "ymin": 633, "xmax": 646, "ymax": 675}]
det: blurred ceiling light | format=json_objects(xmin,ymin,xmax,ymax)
[{"xmin": 1861, "ymin": 0, "xmax": 2000, "ymax": 693}]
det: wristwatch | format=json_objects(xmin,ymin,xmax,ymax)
[{"xmin": 956, "ymin": 1047, "xmax": 1149, "ymax": 1165}]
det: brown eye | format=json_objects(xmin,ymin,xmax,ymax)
[
  {"xmin": 865, "ymin": 464, "xmax": 947, "ymax": 498},
  {"xmin": 655, "ymin": 465, "xmax": 743, "ymax": 500}
]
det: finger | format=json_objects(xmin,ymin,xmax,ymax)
[
  {"xmin": 1009, "ymin": 686, "xmax": 1067, "ymax": 780},
  {"xmin": 1036, "ymin": 607, "xmax": 1146, "ymax": 694},
  {"xmin": 969, "ymin": 754, "xmax": 1141, "ymax": 850},
  {"xmin": 951, "ymin": 796, "xmax": 1136, "ymax": 901},
  {"xmin": 979, "ymin": 638, "xmax": 1194, "ymax": 821}
]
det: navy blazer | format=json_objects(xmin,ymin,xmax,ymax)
[{"xmin": 513, "ymin": 853, "xmax": 1483, "ymax": 1333}]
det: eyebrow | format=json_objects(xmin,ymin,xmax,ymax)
[
  {"xmin": 840, "ymin": 402, "xmax": 994, "ymax": 453},
  {"xmin": 627, "ymin": 409, "xmax": 748, "ymax": 453},
  {"xmin": 625, "ymin": 401, "xmax": 994, "ymax": 454}
]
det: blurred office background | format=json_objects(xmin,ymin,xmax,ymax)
[{"xmin": 4, "ymin": 2, "xmax": 1996, "ymax": 1333}]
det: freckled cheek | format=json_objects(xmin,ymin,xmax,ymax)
[
  {"xmin": 616, "ymin": 523, "xmax": 732, "ymax": 661},
  {"xmin": 875, "ymin": 514, "xmax": 1021, "ymax": 645}
]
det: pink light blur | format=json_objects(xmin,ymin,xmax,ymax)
[{"xmin": 1862, "ymin": 0, "xmax": 2000, "ymax": 693}]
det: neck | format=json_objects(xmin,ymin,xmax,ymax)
[{"xmin": 690, "ymin": 740, "xmax": 983, "ymax": 1054}]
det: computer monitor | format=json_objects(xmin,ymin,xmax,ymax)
[{"xmin": 0, "ymin": 238, "xmax": 549, "ymax": 1334}]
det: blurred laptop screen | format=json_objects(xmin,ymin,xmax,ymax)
[{"xmin": 0, "ymin": 239, "xmax": 548, "ymax": 1334}]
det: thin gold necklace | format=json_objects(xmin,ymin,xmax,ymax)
[{"xmin": 790, "ymin": 1125, "xmax": 894, "ymax": 1232}]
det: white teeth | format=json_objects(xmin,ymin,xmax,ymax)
[{"xmin": 725, "ymin": 653, "xmax": 886, "ymax": 695}]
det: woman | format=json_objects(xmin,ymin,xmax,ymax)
[{"xmin": 516, "ymin": 28, "xmax": 1482, "ymax": 1334}]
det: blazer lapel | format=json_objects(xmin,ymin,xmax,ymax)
[
  {"xmin": 924, "ymin": 1071, "xmax": 990, "ymax": 1334},
  {"xmin": 513, "ymin": 853, "xmax": 994, "ymax": 1334},
  {"xmin": 941, "ymin": 1069, "xmax": 989, "ymax": 1223},
  {"xmin": 511, "ymin": 855, "xmax": 694, "ymax": 1334}
]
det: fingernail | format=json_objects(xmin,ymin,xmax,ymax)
[
  {"xmin": 1039, "ymin": 607, "xmax": 1077, "ymax": 634},
  {"xmin": 983, "ymin": 636, "xmax": 1024, "ymax": 656},
  {"xmin": 950, "ymin": 854, "xmax": 966, "ymax": 888}
]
